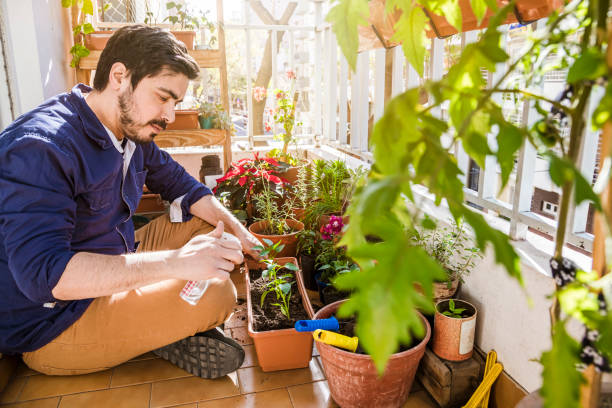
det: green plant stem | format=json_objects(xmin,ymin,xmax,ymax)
[{"xmin": 490, "ymin": 89, "xmax": 573, "ymax": 115}]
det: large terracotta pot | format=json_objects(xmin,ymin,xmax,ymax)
[
  {"xmin": 171, "ymin": 30, "xmax": 196, "ymax": 50},
  {"xmin": 432, "ymin": 299, "xmax": 477, "ymax": 361},
  {"xmin": 315, "ymin": 300, "xmax": 431, "ymax": 408},
  {"xmin": 84, "ymin": 31, "xmax": 114, "ymax": 50},
  {"xmin": 246, "ymin": 257, "xmax": 315, "ymax": 371},
  {"xmin": 248, "ymin": 219, "xmax": 304, "ymax": 258},
  {"xmin": 166, "ymin": 110, "xmax": 200, "ymax": 131}
]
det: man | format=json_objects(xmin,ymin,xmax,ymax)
[{"xmin": 0, "ymin": 25, "xmax": 261, "ymax": 379}]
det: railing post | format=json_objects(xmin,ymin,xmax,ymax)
[
  {"xmin": 314, "ymin": 1, "xmax": 323, "ymax": 139},
  {"xmin": 374, "ymin": 48, "xmax": 385, "ymax": 122},
  {"xmin": 244, "ymin": 0, "xmax": 254, "ymax": 149},
  {"xmin": 339, "ymin": 53, "xmax": 349, "ymax": 145}
]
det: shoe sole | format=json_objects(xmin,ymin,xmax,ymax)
[{"xmin": 153, "ymin": 335, "xmax": 245, "ymax": 379}]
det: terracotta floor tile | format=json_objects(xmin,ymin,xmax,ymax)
[
  {"xmin": 237, "ymin": 359, "xmax": 325, "ymax": 393},
  {"xmin": 0, "ymin": 397, "xmax": 60, "ymax": 408},
  {"xmin": 230, "ymin": 327, "xmax": 252, "ymax": 346},
  {"xmin": 166, "ymin": 404, "xmax": 196, "ymax": 408},
  {"xmin": 58, "ymin": 383, "xmax": 150, "ymax": 408},
  {"xmin": 240, "ymin": 345, "xmax": 258, "ymax": 369},
  {"xmin": 197, "ymin": 388, "xmax": 292, "ymax": 408},
  {"xmin": 150, "ymin": 374, "xmax": 240, "ymax": 407},
  {"xmin": 128, "ymin": 352, "xmax": 159, "ymax": 362},
  {"xmin": 111, "ymin": 358, "xmax": 191, "ymax": 387},
  {"xmin": 14, "ymin": 362, "xmax": 39, "ymax": 378},
  {"xmin": 19, "ymin": 370, "xmax": 111, "ymax": 401},
  {"xmin": 0, "ymin": 377, "xmax": 27, "ymax": 404},
  {"xmin": 288, "ymin": 380, "xmax": 339, "ymax": 408},
  {"xmin": 225, "ymin": 304, "xmax": 247, "ymax": 329},
  {"xmin": 402, "ymin": 390, "xmax": 439, "ymax": 408}
]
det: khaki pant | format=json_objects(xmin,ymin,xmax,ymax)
[{"xmin": 22, "ymin": 215, "xmax": 237, "ymax": 376}]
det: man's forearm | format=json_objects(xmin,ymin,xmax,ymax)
[
  {"xmin": 190, "ymin": 195, "xmax": 249, "ymax": 237},
  {"xmin": 51, "ymin": 250, "xmax": 174, "ymax": 300}
]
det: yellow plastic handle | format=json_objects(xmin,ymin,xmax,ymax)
[
  {"xmin": 462, "ymin": 362, "xmax": 503, "ymax": 408},
  {"xmin": 313, "ymin": 329, "xmax": 358, "ymax": 352}
]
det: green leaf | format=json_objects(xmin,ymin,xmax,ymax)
[
  {"xmin": 61, "ymin": 0, "xmax": 74, "ymax": 8},
  {"xmin": 326, "ymin": 0, "xmax": 369, "ymax": 71},
  {"xmin": 392, "ymin": 5, "xmax": 427, "ymax": 77},
  {"xmin": 461, "ymin": 210, "xmax": 522, "ymax": 284},
  {"xmin": 82, "ymin": 23, "xmax": 95, "ymax": 35},
  {"xmin": 540, "ymin": 321, "xmax": 584, "ymax": 408},
  {"xmin": 166, "ymin": 1, "xmax": 176, "ymax": 10},
  {"xmin": 262, "ymin": 238, "xmax": 273, "ymax": 246},
  {"xmin": 279, "ymin": 282, "xmax": 291, "ymax": 295},
  {"xmin": 82, "ymin": 0, "xmax": 94, "ymax": 15},
  {"xmin": 547, "ymin": 154, "xmax": 601, "ymax": 211},
  {"xmin": 494, "ymin": 116, "xmax": 525, "ymax": 189},
  {"xmin": 567, "ymin": 48, "xmax": 607, "ymax": 84},
  {"xmin": 284, "ymin": 262, "xmax": 299, "ymax": 271},
  {"xmin": 470, "ymin": 0, "xmax": 488, "ymax": 25}
]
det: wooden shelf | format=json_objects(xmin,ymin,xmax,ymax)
[
  {"xmin": 153, "ymin": 129, "xmax": 226, "ymax": 148},
  {"xmin": 78, "ymin": 49, "xmax": 222, "ymax": 70}
]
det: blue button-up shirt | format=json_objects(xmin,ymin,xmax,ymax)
[{"xmin": 0, "ymin": 84, "xmax": 211, "ymax": 354}]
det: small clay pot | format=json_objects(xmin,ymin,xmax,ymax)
[
  {"xmin": 171, "ymin": 30, "xmax": 196, "ymax": 50},
  {"xmin": 433, "ymin": 279, "xmax": 459, "ymax": 302},
  {"xmin": 248, "ymin": 219, "xmax": 304, "ymax": 258},
  {"xmin": 166, "ymin": 110, "xmax": 200, "ymax": 131},
  {"xmin": 84, "ymin": 31, "xmax": 114, "ymax": 50}
]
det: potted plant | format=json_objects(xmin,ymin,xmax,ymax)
[
  {"xmin": 249, "ymin": 173, "xmax": 304, "ymax": 257},
  {"xmin": 432, "ymin": 299, "xmax": 477, "ymax": 362},
  {"xmin": 246, "ymin": 254, "xmax": 315, "ymax": 371},
  {"xmin": 315, "ymin": 259, "xmax": 358, "ymax": 305},
  {"xmin": 314, "ymin": 300, "xmax": 431, "ymax": 407},
  {"xmin": 165, "ymin": 109, "xmax": 200, "ymax": 130},
  {"xmin": 304, "ymin": 159, "xmax": 358, "ymax": 229},
  {"xmin": 411, "ymin": 218, "xmax": 483, "ymax": 301},
  {"xmin": 164, "ymin": 1, "xmax": 215, "ymax": 50},
  {"xmin": 214, "ymin": 154, "xmax": 288, "ymax": 222},
  {"xmin": 197, "ymin": 101, "xmax": 233, "ymax": 131},
  {"xmin": 290, "ymin": 164, "xmax": 314, "ymax": 221},
  {"xmin": 296, "ymin": 229, "xmax": 318, "ymax": 290}
]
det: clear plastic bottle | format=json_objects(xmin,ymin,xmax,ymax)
[{"xmin": 180, "ymin": 280, "xmax": 210, "ymax": 305}]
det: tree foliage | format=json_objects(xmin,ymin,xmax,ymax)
[{"xmin": 328, "ymin": 0, "xmax": 612, "ymax": 402}]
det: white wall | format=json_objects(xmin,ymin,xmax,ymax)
[{"xmin": 1, "ymin": 0, "xmax": 72, "ymax": 120}]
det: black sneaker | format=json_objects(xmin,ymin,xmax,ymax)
[{"xmin": 153, "ymin": 327, "xmax": 245, "ymax": 379}]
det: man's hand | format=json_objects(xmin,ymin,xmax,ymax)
[
  {"xmin": 235, "ymin": 229, "xmax": 263, "ymax": 261},
  {"xmin": 171, "ymin": 221, "xmax": 244, "ymax": 281}
]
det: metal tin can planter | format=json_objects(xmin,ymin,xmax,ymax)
[{"xmin": 432, "ymin": 299, "xmax": 477, "ymax": 362}]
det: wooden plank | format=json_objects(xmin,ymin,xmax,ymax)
[
  {"xmin": 78, "ymin": 49, "xmax": 223, "ymax": 71},
  {"xmin": 153, "ymin": 129, "xmax": 226, "ymax": 148}
]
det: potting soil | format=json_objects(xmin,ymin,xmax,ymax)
[{"xmin": 250, "ymin": 268, "xmax": 310, "ymax": 331}]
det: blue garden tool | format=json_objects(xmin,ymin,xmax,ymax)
[{"xmin": 294, "ymin": 316, "xmax": 339, "ymax": 332}]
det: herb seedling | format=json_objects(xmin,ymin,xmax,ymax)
[
  {"xmin": 441, "ymin": 299, "xmax": 467, "ymax": 319},
  {"xmin": 260, "ymin": 259, "xmax": 299, "ymax": 319}
]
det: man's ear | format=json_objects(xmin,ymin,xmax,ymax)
[{"xmin": 108, "ymin": 62, "xmax": 130, "ymax": 92}]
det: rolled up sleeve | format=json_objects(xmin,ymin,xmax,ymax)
[
  {"xmin": 141, "ymin": 143, "xmax": 212, "ymax": 222},
  {"xmin": 0, "ymin": 134, "xmax": 76, "ymax": 303}
]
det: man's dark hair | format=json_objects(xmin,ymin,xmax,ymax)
[{"xmin": 93, "ymin": 25, "xmax": 199, "ymax": 91}]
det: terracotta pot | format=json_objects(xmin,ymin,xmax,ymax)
[
  {"xmin": 171, "ymin": 30, "xmax": 196, "ymax": 50},
  {"xmin": 282, "ymin": 166, "xmax": 300, "ymax": 184},
  {"xmin": 425, "ymin": 0, "xmax": 563, "ymax": 38},
  {"xmin": 315, "ymin": 300, "xmax": 431, "ymax": 407},
  {"xmin": 166, "ymin": 110, "xmax": 200, "ymax": 131},
  {"xmin": 84, "ymin": 31, "xmax": 114, "ymax": 50},
  {"xmin": 246, "ymin": 257, "xmax": 315, "ymax": 371},
  {"xmin": 432, "ymin": 299, "xmax": 477, "ymax": 362},
  {"xmin": 291, "ymin": 207, "xmax": 306, "ymax": 222},
  {"xmin": 433, "ymin": 279, "xmax": 459, "ymax": 302},
  {"xmin": 248, "ymin": 219, "xmax": 304, "ymax": 258}
]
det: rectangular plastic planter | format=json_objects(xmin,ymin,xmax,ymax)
[{"xmin": 246, "ymin": 257, "xmax": 315, "ymax": 371}]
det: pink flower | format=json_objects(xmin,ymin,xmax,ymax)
[
  {"xmin": 264, "ymin": 122, "xmax": 272, "ymax": 132},
  {"xmin": 286, "ymin": 70, "xmax": 296, "ymax": 80},
  {"xmin": 275, "ymin": 91, "xmax": 285, "ymax": 100},
  {"xmin": 253, "ymin": 86, "xmax": 267, "ymax": 102}
]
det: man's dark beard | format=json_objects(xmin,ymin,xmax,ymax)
[{"xmin": 118, "ymin": 88, "xmax": 166, "ymax": 144}]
